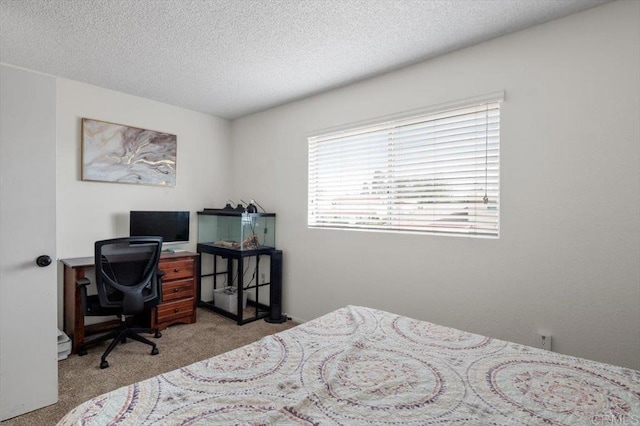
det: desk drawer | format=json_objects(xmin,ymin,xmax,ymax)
[
  {"xmin": 159, "ymin": 259, "xmax": 194, "ymax": 281},
  {"xmin": 162, "ymin": 278, "xmax": 194, "ymax": 302},
  {"xmin": 156, "ymin": 298, "xmax": 194, "ymax": 323}
]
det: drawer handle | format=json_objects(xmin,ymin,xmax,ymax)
[
  {"xmin": 173, "ymin": 268, "xmax": 180, "ymax": 273},
  {"xmin": 173, "ymin": 288, "xmax": 180, "ymax": 292},
  {"xmin": 174, "ymin": 308, "xmax": 179, "ymax": 313}
]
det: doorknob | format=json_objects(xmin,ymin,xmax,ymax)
[{"xmin": 36, "ymin": 255, "xmax": 52, "ymax": 267}]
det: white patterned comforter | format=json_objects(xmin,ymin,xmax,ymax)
[{"xmin": 59, "ymin": 306, "xmax": 640, "ymax": 425}]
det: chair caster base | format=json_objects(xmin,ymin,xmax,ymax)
[
  {"xmin": 100, "ymin": 360, "xmax": 109, "ymax": 369},
  {"xmin": 151, "ymin": 347, "xmax": 159, "ymax": 355}
]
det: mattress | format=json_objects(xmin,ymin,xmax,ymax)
[{"xmin": 58, "ymin": 305, "xmax": 640, "ymax": 425}]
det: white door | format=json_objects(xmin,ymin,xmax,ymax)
[{"xmin": 0, "ymin": 65, "xmax": 58, "ymax": 420}]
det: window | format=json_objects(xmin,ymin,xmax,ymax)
[{"xmin": 308, "ymin": 95, "xmax": 502, "ymax": 238}]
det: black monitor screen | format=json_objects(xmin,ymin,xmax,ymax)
[{"xmin": 129, "ymin": 211, "xmax": 190, "ymax": 243}]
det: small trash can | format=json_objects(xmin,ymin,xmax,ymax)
[{"xmin": 57, "ymin": 329, "xmax": 71, "ymax": 360}]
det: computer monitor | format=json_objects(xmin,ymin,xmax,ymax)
[{"xmin": 129, "ymin": 211, "xmax": 190, "ymax": 244}]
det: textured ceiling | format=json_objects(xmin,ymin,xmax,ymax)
[{"xmin": 0, "ymin": 0, "xmax": 610, "ymax": 119}]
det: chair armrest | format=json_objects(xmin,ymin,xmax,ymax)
[
  {"xmin": 157, "ymin": 269, "xmax": 165, "ymax": 300},
  {"xmin": 76, "ymin": 277, "xmax": 91, "ymax": 313}
]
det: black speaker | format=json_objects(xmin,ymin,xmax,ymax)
[{"xmin": 265, "ymin": 250, "xmax": 286, "ymax": 323}]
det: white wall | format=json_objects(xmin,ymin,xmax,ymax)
[
  {"xmin": 230, "ymin": 0, "xmax": 640, "ymax": 369},
  {"xmin": 56, "ymin": 78, "xmax": 232, "ymax": 326}
]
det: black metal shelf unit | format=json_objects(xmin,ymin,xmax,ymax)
[{"xmin": 196, "ymin": 243, "xmax": 282, "ymax": 325}]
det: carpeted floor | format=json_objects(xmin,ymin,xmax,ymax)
[{"xmin": 2, "ymin": 308, "xmax": 296, "ymax": 425}]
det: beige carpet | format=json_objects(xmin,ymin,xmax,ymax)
[{"xmin": 2, "ymin": 308, "xmax": 296, "ymax": 425}]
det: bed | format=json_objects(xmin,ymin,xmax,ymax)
[{"xmin": 58, "ymin": 305, "xmax": 639, "ymax": 425}]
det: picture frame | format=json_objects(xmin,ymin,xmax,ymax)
[{"xmin": 81, "ymin": 118, "xmax": 177, "ymax": 187}]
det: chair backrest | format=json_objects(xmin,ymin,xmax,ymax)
[{"xmin": 95, "ymin": 237, "xmax": 163, "ymax": 315}]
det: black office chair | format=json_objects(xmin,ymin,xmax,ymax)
[{"xmin": 77, "ymin": 237, "xmax": 164, "ymax": 369}]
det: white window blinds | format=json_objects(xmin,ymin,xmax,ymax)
[{"xmin": 308, "ymin": 98, "xmax": 501, "ymax": 238}]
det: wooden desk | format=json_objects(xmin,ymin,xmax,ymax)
[{"xmin": 62, "ymin": 252, "xmax": 199, "ymax": 353}]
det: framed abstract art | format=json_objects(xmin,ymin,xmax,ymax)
[{"xmin": 81, "ymin": 118, "xmax": 177, "ymax": 186}]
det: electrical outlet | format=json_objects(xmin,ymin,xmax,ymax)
[{"xmin": 539, "ymin": 333, "xmax": 552, "ymax": 351}]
